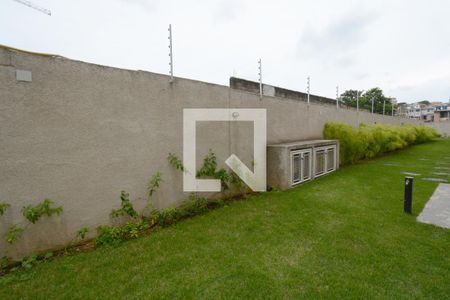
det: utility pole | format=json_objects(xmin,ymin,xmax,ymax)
[
  {"xmin": 383, "ymin": 100, "xmax": 386, "ymax": 115},
  {"xmin": 356, "ymin": 90, "xmax": 359, "ymax": 112},
  {"xmin": 258, "ymin": 58, "xmax": 262, "ymax": 99},
  {"xmin": 168, "ymin": 24, "xmax": 173, "ymax": 83},
  {"xmin": 336, "ymin": 86, "xmax": 339, "ymax": 109},
  {"xmin": 307, "ymin": 76, "xmax": 310, "ymax": 106},
  {"xmin": 371, "ymin": 98, "xmax": 375, "ymax": 114}
]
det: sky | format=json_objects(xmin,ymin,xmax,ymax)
[{"xmin": 1, "ymin": 0, "xmax": 450, "ymax": 103}]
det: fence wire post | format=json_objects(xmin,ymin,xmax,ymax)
[
  {"xmin": 307, "ymin": 76, "xmax": 310, "ymax": 106},
  {"xmin": 258, "ymin": 58, "xmax": 262, "ymax": 100},
  {"xmin": 168, "ymin": 24, "xmax": 173, "ymax": 83}
]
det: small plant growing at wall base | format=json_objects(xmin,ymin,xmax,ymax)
[
  {"xmin": 94, "ymin": 220, "xmax": 149, "ymax": 246},
  {"xmin": 77, "ymin": 227, "xmax": 90, "ymax": 240}
]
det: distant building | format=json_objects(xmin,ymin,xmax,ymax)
[
  {"xmin": 434, "ymin": 103, "xmax": 450, "ymax": 122},
  {"xmin": 400, "ymin": 101, "xmax": 450, "ymax": 122}
]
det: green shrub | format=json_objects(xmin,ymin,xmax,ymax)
[
  {"xmin": 111, "ymin": 191, "xmax": 138, "ymax": 219},
  {"xmin": 19, "ymin": 254, "xmax": 38, "ymax": 270},
  {"xmin": 178, "ymin": 195, "xmax": 209, "ymax": 217},
  {"xmin": 95, "ymin": 225, "xmax": 123, "ymax": 246},
  {"xmin": 95, "ymin": 220, "xmax": 149, "ymax": 246},
  {"xmin": 154, "ymin": 195, "xmax": 214, "ymax": 226},
  {"xmin": 77, "ymin": 227, "xmax": 90, "ymax": 240},
  {"xmin": 0, "ymin": 202, "xmax": 10, "ymax": 216},
  {"xmin": 156, "ymin": 208, "xmax": 182, "ymax": 226},
  {"xmin": 147, "ymin": 172, "xmax": 162, "ymax": 200},
  {"xmin": 196, "ymin": 149, "xmax": 241, "ymax": 191},
  {"xmin": 22, "ymin": 199, "xmax": 63, "ymax": 224},
  {"xmin": 167, "ymin": 153, "xmax": 185, "ymax": 172},
  {"xmin": 5, "ymin": 225, "xmax": 24, "ymax": 244},
  {"xmin": 324, "ymin": 122, "xmax": 439, "ymax": 165}
]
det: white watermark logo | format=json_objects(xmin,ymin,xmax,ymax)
[{"xmin": 183, "ymin": 108, "xmax": 266, "ymax": 192}]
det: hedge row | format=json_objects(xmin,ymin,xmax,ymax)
[{"xmin": 323, "ymin": 122, "xmax": 440, "ymax": 165}]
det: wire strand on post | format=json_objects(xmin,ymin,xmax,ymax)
[
  {"xmin": 307, "ymin": 76, "xmax": 310, "ymax": 106},
  {"xmin": 258, "ymin": 58, "xmax": 262, "ymax": 100},
  {"xmin": 336, "ymin": 86, "xmax": 339, "ymax": 109},
  {"xmin": 356, "ymin": 90, "xmax": 359, "ymax": 112},
  {"xmin": 168, "ymin": 24, "xmax": 173, "ymax": 83}
]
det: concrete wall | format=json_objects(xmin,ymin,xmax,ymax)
[
  {"xmin": 427, "ymin": 121, "xmax": 450, "ymax": 137},
  {"xmin": 0, "ymin": 47, "xmax": 421, "ymax": 257}
]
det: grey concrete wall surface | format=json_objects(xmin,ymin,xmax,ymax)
[
  {"xmin": 0, "ymin": 47, "xmax": 422, "ymax": 257},
  {"xmin": 427, "ymin": 122, "xmax": 450, "ymax": 137}
]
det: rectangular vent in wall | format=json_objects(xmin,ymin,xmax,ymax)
[{"xmin": 291, "ymin": 149, "xmax": 312, "ymax": 185}]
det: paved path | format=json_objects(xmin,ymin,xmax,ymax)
[{"xmin": 417, "ymin": 183, "xmax": 450, "ymax": 229}]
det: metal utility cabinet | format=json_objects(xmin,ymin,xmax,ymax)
[{"xmin": 267, "ymin": 139, "xmax": 339, "ymax": 190}]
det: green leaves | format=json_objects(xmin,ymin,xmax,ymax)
[
  {"xmin": 111, "ymin": 191, "xmax": 138, "ymax": 218},
  {"xmin": 94, "ymin": 221, "xmax": 149, "ymax": 246},
  {"xmin": 22, "ymin": 199, "xmax": 63, "ymax": 224},
  {"xmin": 324, "ymin": 122, "xmax": 440, "ymax": 165},
  {"xmin": 5, "ymin": 225, "xmax": 24, "ymax": 244},
  {"xmin": 196, "ymin": 149, "xmax": 244, "ymax": 192},
  {"xmin": 77, "ymin": 227, "xmax": 90, "ymax": 240},
  {"xmin": 167, "ymin": 153, "xmax": 185, "ymax": 172},
  {"xmin": 197, "ymin": 149, "xmax": 218, "ymax": 178},
  {"xmin": 2, "ymin": 199, "xmax": 63, "ymax": 245},
  {"xmin": 0, "ymin": 202, "xmax": 10, "ymax": 216},
  {"xmin": 148, "ymin": 172, "xmax": 162, "ymax": 200},
  {"xmin": 340, "ymin": 88, "xmax": 395, "ymax": 114}
]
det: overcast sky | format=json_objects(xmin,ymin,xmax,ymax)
[{"xmin": 2, "ymin": 0, "xmax": 450, "ymax": 103}]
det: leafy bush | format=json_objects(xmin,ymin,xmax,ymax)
[
  {"xmin": 155, "ymin": 208, "xmax": 182, "ymax": 226},
  {"xmin": 197, "ymin": 149, "xmax": 218, "ymax": 177},
  {"xmin": 154, "ymin": 195, "xmax": 220, "ymax": 226},
  {"xmin": 324, "ymin": 122, "xmax": 439, "ymax": 165},
  {"xmin": 178, "ymin": 195, "xmax": 209, "ymax": 218},
  {"xmin": 19, "ymin": 254, "xmax": 38, "ymax": 270},
  {"xmin": 95, "ymin": 221, "xmax": 149, "ymax": 246},
  {"xmin": 22, "ymin": 199, "xmax": 63, "ymax": 224},
  {"xmin": 95, "ymin": 225, "xmax": 123, "ymax": 246}
]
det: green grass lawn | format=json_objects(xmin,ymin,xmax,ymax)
[{"xmin": 1, "ymin": 139, "xmax": 449, "ymax": 299}]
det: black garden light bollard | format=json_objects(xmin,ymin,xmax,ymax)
[{"xmin": 404, "ymin": 177, "xmax": 413, "ymax": 214}]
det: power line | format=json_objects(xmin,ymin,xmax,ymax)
[{"xmin": 12, "ymin": 0, "xmax": 51, "ymax": 16}]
